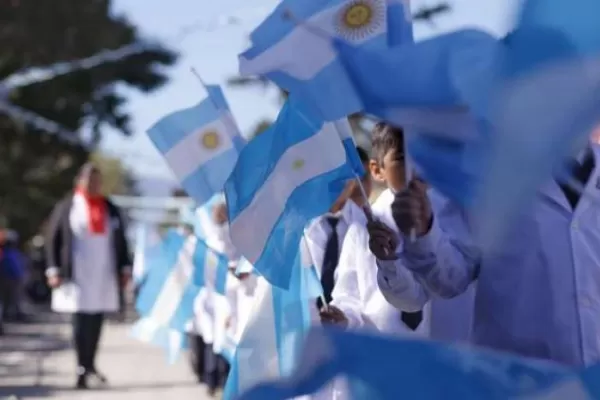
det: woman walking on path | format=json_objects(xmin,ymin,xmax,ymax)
[{"xmin": 45, "ymin": 163, "xmax": 131, "ymax": 389}]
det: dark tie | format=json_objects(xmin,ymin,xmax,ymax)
[
  {"xmin": 558, "ymin": 149, "xmax": 595, "ymax": 209},
  {"xmin": 401, "ymin": 310, "xmax": 423, "ymax": 331},
  {"xmin": 317, "ymin": 217, "xmax": 340, "ymax": 310}
]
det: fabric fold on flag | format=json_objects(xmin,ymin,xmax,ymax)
[
  {"xmin": 334, "ymin": 29, "xmax": 500, "ymax": 139},
  {"xmin": 223, "ymin": 238, "xmax": 322, "ymax": 399},
  {"xmin": 240, "ymin": 0, "xmax": 412, "ymax": 120},
  {"xmin": 147, "ymin": 85, "xmax": 246, "ymax": 205},
  {"xmin": 224, "ymin": 96, "xmax": 359, "ymax": 289},
  {"xmin": 237, "ymin": 327, "xmax": 573, "ymax": 400}
]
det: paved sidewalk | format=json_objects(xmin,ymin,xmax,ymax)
[{"xmin": 0, "ymin": 312, "xmax": 211, "ymax": 399}]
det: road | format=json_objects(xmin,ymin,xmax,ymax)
[{"xmin": 0, "ymin": 311, "xmax": 211, "ymax": 400}]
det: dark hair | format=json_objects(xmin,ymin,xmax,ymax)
[
  {"xmin": 371, "ymin": 122, "xmax": 404, "ymax": 165},
  {"xmin": 356, "ymin": 146, "xmax": 369, "ymax": 164}
]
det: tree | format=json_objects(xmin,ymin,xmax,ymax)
[
  {"xmin": 0, "ymin": 0, "xmax": 177, "ymax": 241},
  {"xmin": 90, "ymin": 152, "xmax": 137, "ymax": 196}
]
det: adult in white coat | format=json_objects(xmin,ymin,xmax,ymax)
[{"xmin": 45, "ymin": 163, "xmax": 131, "ymax": 389}]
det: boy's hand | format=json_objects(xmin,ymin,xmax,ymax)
[
  {"xmin": 391, "ymin": 178, "xmax": 433, "ymax": 237},
  {"xmin": 367, "ymin": 220, "xmax": 399, "ymax": 260},
  {"xmin": 319, "ymin": 305, "xmax": 348, "ymax": 329}
]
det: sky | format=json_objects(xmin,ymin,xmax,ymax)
[{"xmin": 103, "ymin": 0, "xmax": 520, "ymax": 183}]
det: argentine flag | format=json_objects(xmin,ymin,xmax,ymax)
[
  {"xmin": 133, "ymin": 231, "xmax": 230, "ymax": 361},
  {"xmin": 179, "ymin": 193, "xmax": 227, "ymax": 242},
  {"xmin": 147, "ymin": 86, "xmax": 245, "ymax": 205},
  {"xmin": 224, "ymin": 97, "xmax": 359, "ymax": 289},
  {"xmin": 240, "ymin": 0, "xmax": 412, "ymax": 121},
  {"xmin": 224, "ymin": 238, "xmax": 322, "ymax": 399}
]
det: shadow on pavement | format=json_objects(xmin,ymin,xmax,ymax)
[{"xmin": 0, "ymin": 381, "xmax": 202, "ymax": 397}]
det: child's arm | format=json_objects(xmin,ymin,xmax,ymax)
[{"xmin": 393, "ymin": 190, "xmax": 479, "ymax": 299}]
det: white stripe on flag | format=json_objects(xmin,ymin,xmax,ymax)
[
  {"xmin": 229, "ymin": 123, "xmax": 347, "ymax": 264},
  {"xmin": 164, "ymin": 112, "xmax": 236, "ymax": 179},
  {"xmin": 237, "ymin": 279, "xmax": 281, "ymax": 392},
  {"xmin": 150, "ymin": 236, "xmax": 197, "ymax": 325},
  {"xmin": 240, "ymin": 0, "xmax": 387, "ymax": 80}
]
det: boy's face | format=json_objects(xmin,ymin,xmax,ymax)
[{"xmin": 369, "ymin": 148, "xmax": 406, "ymax": 193}]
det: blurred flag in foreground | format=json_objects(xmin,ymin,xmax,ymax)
[
  {"xmin": 240, "ymin": 0, "xmax": 412, "ymax": 121},
  {"xmin": 238, "ymin": 327, "xmax": 573, "ymax": 400},
  {"xmin": 147, "ymin": 85, "xmax": 245, "ymax": 205},
  {"xmin": 224, "ymin": 239, "xmax": 322, "ymax": 399},
  {"xmin": 471, "ymin": 0, "xmax": 600, "ymax": 251},
  {"xmin": 224, "ymin": 97, "xmax": 359, "ymax": 289}
]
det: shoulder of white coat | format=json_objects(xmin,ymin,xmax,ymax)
[
  {"xmin": 341, "ymin": 221, "xmax": 369, "ymax": 251},
  {"xmin": 371, "ymin": 189, "xmax": 393, "ymax": 212},
  {"xmin": 304, "ymin": 215, "xmax": 324, "ymax": 240}
]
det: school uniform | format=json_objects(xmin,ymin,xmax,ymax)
[
  {"xmin": 394, "ymin": 145, "xmax": 600, "ymax": 366},
  {"xmin": 332, "ymin": 189, "xmax": 431, "ymax": 337},
  {"xmin": 375, "ymin": 189, "xmax": 475, "ymax": 343},
  {"xmin": 194, "ymin": 223, "xmax": 239, "ymax": 391},
  {"xmin": 301, "ymin": 200, "xmax": 366, "ymax": 400},
  {"xmin": 45, "ymin": 191, "xmax": 131, "ymax": 383}
]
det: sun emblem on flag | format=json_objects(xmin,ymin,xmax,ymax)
[
  {"xmin": 201, "ymin": 130, "xmax": 220, "ymax": 150},
  {"xmin": 292, "ymin": 158, "xmax": 305, "ymax": 170},
  {"xmin": 335, "ymin": 0, "xmax": 385, "ymax": 42}
]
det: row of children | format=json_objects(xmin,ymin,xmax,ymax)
[{"xmin": 185, "ymin": 120, "xmax": 600, "ymax": 398}]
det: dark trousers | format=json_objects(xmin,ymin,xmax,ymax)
[
  {"xmin": 72, "ymin": 313, "xmax": 104, "ymax": 373},
  {"xmin": 188, "ymin": 333, "xmax": 206, "ymax": 382},
  {"xmin": 204, "ymin": 343, "xmax": 230, "ymax": 390}
]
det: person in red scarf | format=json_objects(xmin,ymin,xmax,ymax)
[{"xmin": 45, "ymin": 163, "xmax": 131, "ymax": 389}]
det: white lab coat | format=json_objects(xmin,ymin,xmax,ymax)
[
  {"xmin": 373, "ymin": 189, "xmax": 475, "ymax": 343},
  {"xmin": 52, "ymin": 193, "xmax": 119, "ymax": 313},
  {"xmin": 331, "ymin": 189, "xmax": 431, "ymax": 337},
  {"xmin": 301, "ymin": 201, "xmax": 366, "ymax": 400}
]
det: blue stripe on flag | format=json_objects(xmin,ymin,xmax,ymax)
[{"xmin": 238, "ymin": 327, "xmax": 572, "ymax": 400}]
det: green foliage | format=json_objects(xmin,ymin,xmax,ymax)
[
  {"xmin": 0, "ymin": 0, "xmax": 177, "ymax": 241},
  {"xmin": 90, "ymin": 152, "xmax": 137, "ymax": 196}
]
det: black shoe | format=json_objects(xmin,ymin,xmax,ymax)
[
  {"xmin": 89, "ymin": 368, "xmax": 108, "ymax": 385},
  {"xmin": 76, "ymin": 374, "xmax": 88, "ymax": 390}
]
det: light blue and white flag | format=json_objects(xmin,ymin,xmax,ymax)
[
  {"xmin": 224, "ymin": 238, "xmax": 322, "ymax": 400},
  {"xmin": 132, "ymin": 223, "xmax": 149, "ymax": 285},
  {"xmin": 147, "ymin": 86, "xmax": 246, "ymax": 205},
  {"xmin": 133, "ymin": 232, "xmax": 229, "ymax": 361},
  {"xmin": 224, "ymin": 97, "xmax": 359, "ymax": 289},
  {"xmin": 240, "ymin": 0, "xmax": 412, "ymax": 121},
  {"xmin": 130, "ymin": 317, "xmax": 187, "ymax": 364},
  {"xmin": 179, "ymin": 193, "xmax": 227, "ymax": 242},
  {"xmin": 238, "ymin": 327, "xmax": 573, "ymax": 400}
]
